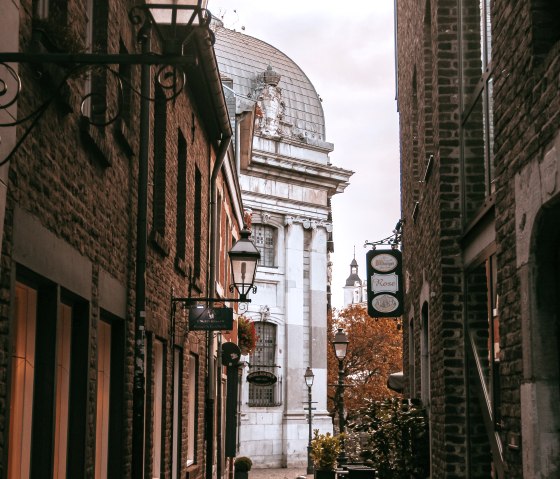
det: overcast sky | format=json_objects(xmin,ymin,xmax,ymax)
[{"xmin": 207, "ymin": 1, "xmax": 401, "ymax": 309}]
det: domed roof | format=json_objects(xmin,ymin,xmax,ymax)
[{"xmin": 212, "ymin": 23, "xmax": 328, "ymax": 143}]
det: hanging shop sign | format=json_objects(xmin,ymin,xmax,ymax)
[
  {"xmin": 221, "ymin": 342, "xmax": 242, "ymax": 367},
  {"xmin": 246, "ymin": 370, "xmax": 277, "ymax": 386},
  {"xmin": 189, "ymin": 306, "xmax": 233, "ymax": 331},
  {"xmin": 366, "ymin": 249, "xmax": 403, "ymax": 318}
]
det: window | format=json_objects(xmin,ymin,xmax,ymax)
[
  {"xmin": 530, "ymin": 0, "xmax": 560, "ymax": 62},
  {"xmin": 152, "ymin": 84, "xmax": 168, "ymax": 241},
  {"xmin": 460, "ymin": 0, "xmax": 494, "ymax": 225},
  {"xmin": 466, "ymin": 253, "xmax": 501, "ymax": 476},
  {"xmin": 8, "ymin": 278, "xmax": 89, "ymax": 479},
  {"xmin": 408, "ymin": 318, "xmax": 415, "ymax": 396},
  {"xmin": 187, "ymin": 354, "xmax": 199, "ymax": 466},
  {"xmin": 152, "ymin": 339, "xmax": 164, "ymax": 478},
  {"xmin": 84, "ymin": 0, "xmax": 108, "ymax": 121},
  {"xmin": 420, "ymin": 303, "xmax": 430, "ymax": 408},
  {"xmin": 94, "ymin": 315, "xmax": 124, "ymax": 479},
  {"xmin": 193, "ymin": 168, "xmax": 202, "ymax": 278},
  {"xmin": 95, "ymin": 320, "xmax": 111, "ymax": 479},
  {"xmin": 176, "ymin": 130, "xmax": 187, "ymax": 266},
  {"xmin": 253, "ymin": 224, "xmax": 276, "ymax": 267},
  {"xmin": 8, "ymin": 283, "xmax": 37, "ymax": 479},
  {"xmin": 172, "ymin": 348, "xmax": 183, "ymax": 479},
  {"xmin": 118, "ymin": 40, "xmax": 133, "ymax": 126},
  {"xmin": 248, "ymin": 322, "xmax": 281, "ymax": 407}
]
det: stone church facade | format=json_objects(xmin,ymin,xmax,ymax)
[{"xmin": 213, "ymin": 22, "xmax": 353, "ymax": 468}]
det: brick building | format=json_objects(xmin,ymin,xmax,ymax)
[
  {"xmin": 397, "ymin": 0, "xmax": 559, "ymax": 477},
  {"xmin": 0, "ymin": 1, "xmax": 247, "ymax": 478}
]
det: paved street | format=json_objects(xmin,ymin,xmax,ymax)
[{"xmin": 249, "ymin": 468, "xmax": 311, "ymax": 479}]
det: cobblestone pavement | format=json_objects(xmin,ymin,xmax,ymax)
[{"xmin": 248, "ymin": 467, "xmax": 311, "ymax": 479}]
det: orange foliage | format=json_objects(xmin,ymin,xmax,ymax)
[{"xmin": 327, "ymin": 304, "xmax": 403, "ymax": 418}]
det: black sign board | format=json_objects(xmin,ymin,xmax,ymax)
[
  {"xmin": 246, "ymin": 370, "xmax": 277, "ymax": 386},
  {"xmin": 189, "ymin": 306, "xmax": 233, "ymax": 331},
  {"xmin": 366, "ymin": 249, "xmax": 404, "ymax": 318}
]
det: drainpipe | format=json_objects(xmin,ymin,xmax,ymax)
[
  {"xmin": 131, "ymin": 20, "xmax": 151, "ymax": 479},
  {"xmin": 206, "ymin": 134, "xmax": 232, "ymax": 479}
]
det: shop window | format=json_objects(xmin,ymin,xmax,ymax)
[
  {"xmin": 8, "ymin": 278, "xmax": 89, "ymax": 479},
  {"xmin": 466, "ymin": 253, "xmax": 502, "ymax": 476},
  {"xmin": 95, "ymin": 315, "xmax": 124, "ymax": 479},
  {"xmin": 172, "ymin": 348, "xmax": 183, "ymax": 479},
  {"xmin": 187, "ymin": 354, "xmax": 199, "ymax": 466},
  {"xmin": 8, "ymin": 283, "xmax": 37, "ymax": 479},
  {"xmin": 253, "ymin": 224, "xmax": 276, "ymax": 267},
  {"xmin": 152, "ymin": 339, "xmax": 164, "ymax": 478}
]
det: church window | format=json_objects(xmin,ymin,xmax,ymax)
[
  {"xmin": 248, "ymin": 322, "xmax": 281, "ymax": 407},
  {"xmin": 253, "ymin": 224, "xmax": 276, "ymax": 267}
]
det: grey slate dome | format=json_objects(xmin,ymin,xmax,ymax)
[{"xmin": 212, "ymin": 22, "xmax": 329, "ymax": 144}]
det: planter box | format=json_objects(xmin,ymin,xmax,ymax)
[
  {"xmin": 314, "ymin": 470, "xmax": 336, "ymax": 479},
  {"xmin": 234, "ymin": 472, "xmax": 249, "ymax": 479}
]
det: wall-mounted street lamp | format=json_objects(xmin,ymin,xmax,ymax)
[
  {"xmin": 172, "ymin": 226, "xmax": 260, "ymax": 307},
  {"xmin": 332, "ymin": 328, "xmax": 349, "ymax": 466},
  {"xmin": 228, "ymin": 227, "xmax": 261, "ymax": 302},
  {"xmin": 304, "ymin": 367, "xmax": 315, "ymax": 475}
]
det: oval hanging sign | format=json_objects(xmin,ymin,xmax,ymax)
[
  {"xmin": 371, "ymin": 253, "xmax": 398, "ymax": 272},
  {"xmin": 371, "ymin": 294, "xmax": 400, "ymax": 313},
  {"xmin": 246, "ymin": 370, "xmax": 277, "ymax": 386}
]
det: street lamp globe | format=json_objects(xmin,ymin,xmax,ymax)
[
  {"xmin": 228, "ymin": 227, "xmax": 260, "ymax": 302},
  {"xmin": 332, "ymin": 328, "xmax": 349, "ymax": 361},
  {"xmin": 304, "ymin": 366, "xmax": 314, "ymax": 388}
]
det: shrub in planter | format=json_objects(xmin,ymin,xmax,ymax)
[
  {"xmin": 351, "ymin": 397, "xmax": 429, "ymax": 479},
  {"xmin": 310, "ymin": 430, "xmax": 342, "ymax": 476},
  {"xmin": 234, "ymin": 456, "xmax": 252, "ymax": 479}
]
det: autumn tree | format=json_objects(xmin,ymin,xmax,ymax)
[{"xmin": 327, "ymin": 304, "xmax": 403, "ymax": 419}]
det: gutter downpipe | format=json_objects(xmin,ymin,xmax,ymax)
[
  {"xmin": 132, "ymin": 21, "xmax": 151, "ymax": 479},
  {"xmin": 206, "ymin": 134, "xmax": 232, "ymax": 479}
]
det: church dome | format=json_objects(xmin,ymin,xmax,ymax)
[{"xmin": 212, "ymin": 23, "xmax": 328, "ymax": 144}]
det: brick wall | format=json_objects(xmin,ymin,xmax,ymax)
[
  {"xmin": 0, "ymin": 0, "xmax": 238, "ymax": 477},
  {"xmin": 398, "ymin": 0, "xmax": 560, "ymax": 477}
]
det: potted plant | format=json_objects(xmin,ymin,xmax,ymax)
[
  {"xmin": 234, "ymin": 456, "xmax": 253, "ymax": 479},
  {"xmin": 310, "ymin": 430, "xmax": 342, "ymax": 479},
  {"xmin": 237, "ymin": 316, "xmax": 257, "ymax": 355}
]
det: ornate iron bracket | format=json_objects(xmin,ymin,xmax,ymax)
[
  {"xmin": 0, "ymin": 4, "xmax": 212, "ymax": 165},
  {"xmin": 364, "ymin": 219, "xmax": 403, "ymax": 249}
]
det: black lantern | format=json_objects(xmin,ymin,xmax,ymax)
[
  {"xmin": 144, "ymin": 0, "xmax": 210, "ymax": 55},
  {"xmin": 304, "ymin": 366, "xmax": 315, "ymax": 388},
  {"xmin": 228, "ymin": 227, "xmax": 260, "ymax": 302},
  {"xmin": 332, "ymin": 328, "xmax": 349, "ymax": 361}
]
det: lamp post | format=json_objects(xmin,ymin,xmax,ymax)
[
  {"xmin": 332, "ymin": 328, "xmax": 349, "ymax": 466},
  {"xmin": 304, "ymin": 367, "xmax": 315, "ymax": 475},
  {"xmin": 170, "ymin": 226, "xmax": 260, "ymax": 479}
]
